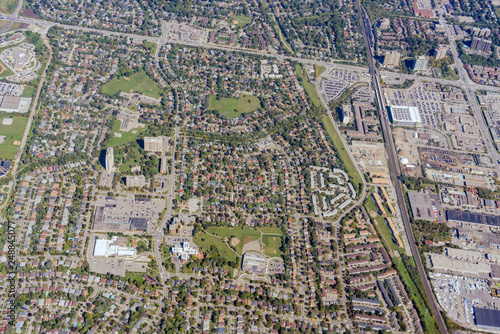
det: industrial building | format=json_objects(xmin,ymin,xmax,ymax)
[
  {"xmin": 408, "ymin": 191, "xmax": 441, "ymax": 221},
  {"xmin": 475, "ymin": 307, "xmax": 500, "ymax": 330},
  {"xmin": 412, "ymin": 56, "xmax": 428, "ymax": 71},
  {"xmin": 93, "ymin": 236, "xmax": 136, "ymax": 257},
  {"xmin": 389, "ymin": 106, "xmax": 421, "ymax": 126},
  {"xmin": 105, "ymin": 147, "xmax": 114, "ymax": 173},
  {"xmin": 446, "ymin": 209, "xmax": 500, "ymax": 227}
]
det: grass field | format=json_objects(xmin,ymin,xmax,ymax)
[
  {"xmin": 262, "ymin": 234, "xmax": 282, "ymax": 257},
  {"xmin": 374, "ymin": 215, "xmax": 400, "ymax": 251},
  {"xmin": 318, "ymin": 66, "xmax": 327, "ymax": 77},
  {"xmin": 231, "ymin": 15, "xmax": 252, "ymax": 27},
  {"xmin": 394, "ymin": 258, "xmax": 438, "ymax": 334},
  {"xmin": 209, "ymin": 94, "xmax": 260, "ymax": 118},
  {"xmin": 108, "ymin": 120, "xmax": 146, "ymax": 148},
  {"xmin": 21, "ymin": 85, "xmax": 35, "ymax": 98},
  {"xmin": 0, "ymin": 59, "xmax": 14, "ymax": 78},
  {"xmin": 193, "ymin": 231, "xmax": 238, "ymax": 263},
  {"xmin": 0, "ymin": 116, "xmax": 27, "ymax": 160},
  {"xmin": 207, "ymin": 226, "xmax": 261, "ymax": 255},
  {"xmin": 0, "ymin": 0, "xmax": 17, "ymax": 14},
  {"xmin": 101, "ymin": 71, "xmax": 161, "ymax": 98},
  {"xmin": 322, "ymin": 115, "xmax": 363, "ymax": 192},
  {"xmin": 257, "ymin": 226, "xmax": 283, "ymax": 235},
  {"xmin": 295, "ymin": 64, "xmax": 321, "ymax": 107}
]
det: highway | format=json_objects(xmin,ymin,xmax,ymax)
[{"xmin": 355, "ymin": 1, "xmax": 448, "ymax": 333}]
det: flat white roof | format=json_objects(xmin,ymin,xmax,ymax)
[
  {"xmin": 390, "ymin": 105, "xmax": 422, "ymax": 123},
  {"xmin": 94, "ymin": 239, "xmax": 109, "ymax": 256}
]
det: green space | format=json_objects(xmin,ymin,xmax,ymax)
[
  {"xmin": 495, "ymin": 6, "xmax": 500, "ymax": 19},
  {"xmin": 393, "ymin": 258, "xmax": 438, "ymax": 334},
  {"xmin": 124, "ymin": 272, "xmax": 144, "ymax": 285},
  {"xmin": 257, "ymin": 226, "xmax": 283, "ymax": 235},
  {"xmin": 108, "ymin": 120, "xmax": 146, "ymax": 148},
  {"xmin": 322, "ymin": 115, "xmax": 363, "ymax": 192},
  {"xmin": 295, "ymin": 64, "xmax": 321, "ymax": 107},
  {"xmin": 0, "ymin": 0, "xmax": 17, "ymax": 14},
  {"xmin": 207, "ymin": 226, "xmax": 261, "ymax": 255},
  {"xmin": 262, "ymin": 234, "xmax": 282, "ymax": 257},
  {"xmin": 0, "ymin": 59, "xmax": 14, "ymax": 78},
  {"xmin": 21, "ymin": 85, "xmax": 35, "ymax": 98},
  {"xmin": 318, "ymin": 65, "xmax": 327, "ymax": 77},
  {"xmin": 374, "ymin": 215, "xmax": 399, "ymax": 251},
  {"xmin": 101, "ymin": 71, "xmax": 161, "ymax": 98},
  {"xmin": 193, "ymin": 231, "xmax": 238, "ymax": 263},
  {"xmin": 364, "ymin": 194, "xmax": 378, "ymax": 213},
  {"xmin": 231, "ymin": 15, "xmax": 252, "ymax": 27},
  {"xmin": 0, "ymin": 116, "xmax": 27, "ymax": 160},
  {"xmin": 272, "ymin": 23, "xmax": 293, "ymax": 53},
  {"xmin": 209, "ymin": 94, "xmax": 261, "ymax": 118}
]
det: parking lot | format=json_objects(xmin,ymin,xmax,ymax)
[
  {"xmin": 431, "ymin": 272, "xmax": 499, "ymax": 328},
  {"xmin": 0, "ymin": 82, "xmax": 24, "ymax": 96}
]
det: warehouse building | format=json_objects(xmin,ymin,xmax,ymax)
[{"xmin": 475, "ymin": 307, "xmax": 500, "ymax": 330}]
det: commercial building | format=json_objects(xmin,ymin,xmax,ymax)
[
  {"xmin": 383, "ymin": 51, "xmax": 400, "ymax": 67},
  {"xmin": 412, "ymin": 56, "xmax": 428, "ymax": 71},
  {"xmin": 471, "ymin": 37, "xmax": 492, "ymax": 52},
  {"xmin": 144, "ymin": 136, "xmax": 169, "ymax": 152},
  {"xmin": 389, "ymin": 106, "xmax": 421, "ymax": 126},
  {"xmin": 126, "ymin": 175, "xmax": 145, "ymax": 188},
  {"xmin": 475, "ymin": 308, "xmax": 500, "ymax": 330},
  {"xmin": 105, "ymin": 147, "xmax": 114, "ymax": 173},
  {"xmin": 171, "ymin": 242, "xmax": 199, "ymax": 261},
  {"xmin": 93, "ymin": 236, "xmax": 136, "ymax": 257},
  {"xmin": 341, "ymin": 104, "xmax": 352, "ymax": 124}
]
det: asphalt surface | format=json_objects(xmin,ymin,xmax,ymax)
[{"xmin": 355, "ymin": 1, "xmax": 448, "ymax": 333}]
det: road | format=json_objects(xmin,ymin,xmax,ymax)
[{"xmin": 355, "ymin": 1, "xmax": 448, "ymax": 333}]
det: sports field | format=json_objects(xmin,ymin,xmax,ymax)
[{"xmin": 0, "ymin": 116, "xmax": 27, "ymax": 160}]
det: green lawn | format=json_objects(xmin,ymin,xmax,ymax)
[
  {"xmin": 262, "ymin": 234, "xmax": 282, "ymax": 257},
  {"xmin": 318, "ymin": 65, "xmax": 327, "ymax": 77},
  {"xmin": 0, "ymin": 116, "xmax": 27, "ymax": 160},
  {"xmin": 193, "ymin": 231, "xmax": 238, "ymax": 263},
  {"xmin": 374, "ymin": 215, "xmax": 400, "ymax": 251},
  {"xmin": 295, "ymin": 64, "xmax": 321, "ymax": 107},
  {"xmin": 257, "ymin": 226, "xmax": 283, "ymax": 235},
  {"xmin": 394, "ymin": 258, "xmax": 438, "ymax": 334},
  {"xmin": 209, "ymin": 94, "xmax": 260, "ymax": 118},
  {"xmin": 0, "ymin": 59, "xmax": 14, "ymax": 78},
  {"xmin": 0, "ymin": 0, "xmax": 17, "ymax": 14},
  {"xmin": 125, "ymin": 272, "xmax": 145, "ymax": 285},
  {"xmin": 364, "ymin": 195, "xmax": 378, "ymax": 213},
  {"xmin": 231, "ymin": 15, "xmax": 252, "ymax": 27},
  {"xmin": 207, "ymin": 226, "xmax": 261, "ymax": 255},
  {"xmin": 101, "ymin": 71, "xmax": 161, "ymax": 98},
  {"xmin": 108, "ymin": 120, "xmax": 146, "ymax": 148},
  {"xmin": 495, "ymin": 6, "xmax": 500, "ymax": 19},
  {"xmin": 322, "ymin": 115, "xmax": 363, "ymax": 193},
  {"xmin": 21, "ymin": 85, "xmax": 35, "ymax": 98}
]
